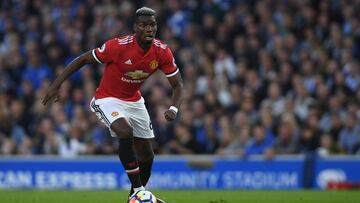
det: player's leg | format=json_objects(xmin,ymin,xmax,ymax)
[
  {"xmin": 129, "ymin": 137, "xmax": 154, "ymax": 195},
  {"xmin": 90, "ymin": 97, "xmax": 145, "ymax": 201},
  {"xmin": 110, "ymin": 118, "xmax": 144, "ymax": 192},
  {"xmin": 123, "ymin": 96, "xmax": 166, "ymax": 202},
  {"xmin": 132, "ymin": 138, "xmax": 166, "ymax": 203}
]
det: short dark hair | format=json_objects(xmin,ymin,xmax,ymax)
[{"xmin": 135, "ymin": 7, "xmax": 156, "ymax": 19}]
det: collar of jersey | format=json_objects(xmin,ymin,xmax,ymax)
[{"xmin": 134, "ymin": 34, "xmax": 153, "ymax": 56}]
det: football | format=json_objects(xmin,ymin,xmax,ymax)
[{"xmin": 128, "ymin": 190, "xmax": 157, "ymax": 203}]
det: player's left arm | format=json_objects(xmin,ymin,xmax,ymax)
[
  {"xmin": 164, "ymin": 72, "xmax": 184, "ymax": 121},
  {"xmin": 160, "ymin": 46, "xmax": 184, "ymax": 121}
]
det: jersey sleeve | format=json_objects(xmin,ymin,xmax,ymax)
[
  {"xmin": 92, "ymin": 39, "xmax": 118, "ymax": 63},
  {"xmin": 160, "ymin": 47, "xmax": 179, "ymax": 78}
]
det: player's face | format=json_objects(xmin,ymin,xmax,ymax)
[{"xmin": 135, "ymin": 15, "xmax": 157, "ymax": 45}]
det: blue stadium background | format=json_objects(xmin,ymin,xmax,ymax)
[{"xmin": 0, "ymin": 0, "xmax": 360, "ymax": 190}]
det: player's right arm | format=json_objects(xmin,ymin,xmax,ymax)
[
  {"xmin": 41, "ymin": 51, "xmax": 97, "ymax": 105},
  {"xmin": 42, "ymin": 38, "xmax": 119, "ymax": 105}
]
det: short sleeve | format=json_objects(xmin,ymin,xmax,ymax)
[
  {"xmin": 92, "ymin": 39, "xmax": 118, "ymax": 63},
  {"xmin": 160, "ymin": 47, "xmax": 179, "ymax": 77}
]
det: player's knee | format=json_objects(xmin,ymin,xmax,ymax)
[
  {"xmin": 138, "ymin": 150, "xmax": 154, "ymax": 162},
  {"xmin": 115, "ymin": 128, "xmax": 133, "ymax": 138},
  {"xmin": 143, "ymin": 153, "xmax": 154, "ymax": 162}
]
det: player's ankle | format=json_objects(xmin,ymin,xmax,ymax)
[{"xmin": 133, "ymin": 186, "xmax": 145, "ymax": 193}]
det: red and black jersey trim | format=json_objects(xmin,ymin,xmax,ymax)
[
  {"xmin": 165, "ymin": 68, "xmax": 179, "ymax": 78},
  {"xmin": 92, "ymin": 49, "xmax": 104, "ymax": 64}
]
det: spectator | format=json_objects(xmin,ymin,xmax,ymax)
[
  {"xmin": 166, "ymin": 122, "xmax": 199, "ymax": 154},
  {"xmin": 218, "ymin": 126, "xmax": 251, "ymax": 156},
  {"xmin": 244, "ymin": 124, "xmax": 274, "ymax": 156},
  {"xmin": 339, "ymin": 114, "xmax": 360, "ymax": 154},
  {"xmin": 58, "ymin": 123, "xmax": 87, "ymax": 157},
  {"xmin": 262, "ymin": 82, "xmax": 285, "ymax": 116},
  {"xmin": 195, "ymin": 113, "xmax": 220, "ymax": 154},
  {"xmin": 266, "ymin": 114, "xmax": 300, "ymax": 157},
  {"xmin": 299, "ymin": 126, "xmax": 319, "ymax": 153},
  {"xmin": 22, "ymin": 44, "xmax": 53, "ymax": 90},
  {"xmin": 32, "ymin": 117, "xmax": 62, "ymax": 154},
  {"xmin": 0, "ymin": 113, "xmax": 29, "ymax": 155},
  {"xmin": 317, "ymin": 133, "xmax": 341, "ymax": 157}
]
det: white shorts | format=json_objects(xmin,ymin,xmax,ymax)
[{"xmin": 89, "ymin": 97, "xmax": 155, "ymax": 139}]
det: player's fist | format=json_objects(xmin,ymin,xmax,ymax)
[{"xmin": 164, "ymin": 109, "xmax": 177, "ymax": 121}]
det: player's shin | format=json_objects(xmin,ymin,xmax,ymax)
[
  {"xmin": 118, "ymin": 138, "xmax": 144, "ymax": 192},
  {"xmin": 139, "ymin": 158, "xmax": 153, "ymax": 186},
  {"xmin": 130, "ymin": 158, "xmax": 154, "ymax": 195}
]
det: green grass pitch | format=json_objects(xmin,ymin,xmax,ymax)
[{"xmin": 0, "ymin": 190, "xmax": 359, "ymax": 203}]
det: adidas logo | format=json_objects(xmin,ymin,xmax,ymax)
[{"xmin": 125, "ymin": 59, "xmax": 132, "ymax": 65}]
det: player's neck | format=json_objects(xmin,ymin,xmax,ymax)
[{"xmin": 136, "ymin": 36, "xmax": 152, "ymax": 52}]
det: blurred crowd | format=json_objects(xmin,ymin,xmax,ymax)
[{"xmin": 1, "ymin": 0, "xmax": 360, "ymax": 157}]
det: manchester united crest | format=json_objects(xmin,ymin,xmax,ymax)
[
  {"xmin": 111, "ymin": 112, "xmax": 119, "ymax": 117},
  {"xmin": 149, "ymin": 59, "xmax": 159, "ymax": 69}
]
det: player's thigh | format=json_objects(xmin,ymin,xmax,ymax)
[
  {"xmin": 134, "ymin": 137, "xmax": 154, "ymax": 162},
  {"xmin": 110, "ymin": 118, "xmax": 133, "ymax": 138},
  {"xmin": 90, "ymin": 97, "xmax": 132, "ymax": 137}
]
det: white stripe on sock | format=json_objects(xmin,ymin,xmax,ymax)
[{"xmin": 125, "ymin": 167, "xmax": 139, "ymax": 173}]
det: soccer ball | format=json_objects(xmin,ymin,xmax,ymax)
[{"xmin": 128, "ymin": 190, "xmax": 157, "ymax": 203}]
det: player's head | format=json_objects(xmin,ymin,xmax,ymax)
[{"xmin": 134, "ymin": 7, "xmax": 157, "ymax": 45}]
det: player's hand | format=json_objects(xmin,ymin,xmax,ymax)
[
  {"xmin": 164, "ymin": 109, "xmax": 177, "ymax": 121},
  {"xmin": 41, "ymin": 86, "xmax": 60, "ymax": 106}
]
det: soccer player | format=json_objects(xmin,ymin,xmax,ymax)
[{"xmin": 42, "ymin": 7, "xmax": 183, "ymax": 203}]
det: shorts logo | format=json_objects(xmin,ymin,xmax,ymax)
[
  {"xmin": 111, "ymin": 112, "xmax": 119, "ymax": 117},
  {"xmin": 149, "ymin": 59, "xmax": 159, "ymax": 69}
]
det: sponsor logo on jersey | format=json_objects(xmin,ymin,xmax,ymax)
[
  {"xmin": 121, "ymin": 77, "xmax": 144, "ymax": 83},
  {"xmin": 124, "ymin": 70, "xmax": 149, "ymax": 80},
  {"xmin": 111, "ymin": 112, "xmax": 119, "ymax": 117},
  {"xmin": 149, "ymin": 59, "xmax": 158, "ymax": 69}
]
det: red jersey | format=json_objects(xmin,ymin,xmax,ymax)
[{"xmin": 92, "ymin": 34, "xmax": 178, "ymax": 101}]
